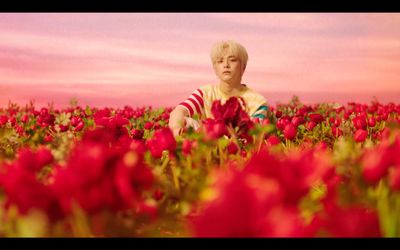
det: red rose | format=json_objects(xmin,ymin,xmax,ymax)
[
  {"xmin": 202, "ymin": 119, "xmax": 228, "ymax": 140},
  {"xmin": 227, "ymin": 141, "xmax": 239, "ymax": 155},
  {"xmin": 389, "ymin": 165, "xmax": 400, "ymax": 191},
  {"xmin": 309, "ymin": 114, "xmax": 324, "ymax": 124},
  {"xmin": 306, "ymin": 121, "xmax": 316, "ymax": 131},
  {"xmin": 352, "ymin": 116, "xmax": 367, "ymax": 130},
  {"xmin": 354, "ymin": 129, "xmax": 368, "ymax": 142},
  {"xmin": 283, "ymin": 123, "xmax": 297, "ymax": 140},
  {"xmin": 146, "ymin": 128, "xmax": 176, "ymax": 158},
  {"xmin": 361, "ymin": 147, "xmax": 391, "ymax": 184},
  {"xmin": 131, "ymin": 129, "xmax": 144, "ymax": 140},
  {"xmin": 291, "ymin": 116, "xmax": 305, "ymax": 127},
  {"xmin": 331, "ymin": 127, "xmax": 343, "ymax": 137},
  {"xmin": 334, "ymin": 118, "xmax": 341, "ymax": 127},
  {"xmin": 182, "ymin": 139, "xmax": 193, "ymax": 156},
  {"xmin": 144, "ymin": 121, "xmax": 154, "ymax": 130},
  {"xmin": 368, "ymin": 117, "xmax": 376, "ymax": 127},
  {"xmin": 317, "ymin": 205, "xmax": 381, "ymax": 237},
  {"xmin": 267, "ymin": 135, "xmax": 280, "ymax": 146}
]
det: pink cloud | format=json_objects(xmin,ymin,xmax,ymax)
[{"xmin": 0, "ymin": 13, "xmax": 399, "ymax": 108}]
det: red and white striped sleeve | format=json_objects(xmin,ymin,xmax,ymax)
[{"xmin": 179, "ymin": 88, "xmax": 204, "ymax": 118}]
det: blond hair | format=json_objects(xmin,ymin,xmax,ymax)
[{"xmin": 210, "ymin": 40, "xmax": 248, "ymax": 72}]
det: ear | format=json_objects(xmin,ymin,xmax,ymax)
[{"xmin": 241, "ymin": 63, "xmax": 246, "ymax": 76}]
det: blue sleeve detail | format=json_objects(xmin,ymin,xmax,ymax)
[
  {"xmin": 252, "ymin": 113, "xmax": 266, "ymax": 119},
  {"xmin": 256, "ymin": 105, "xmax": 268, "ymax": 112}
]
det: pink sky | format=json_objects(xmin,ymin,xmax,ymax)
[{"xmin": 0, "ymin": 13, "xmax": 399, "ymax": 108}]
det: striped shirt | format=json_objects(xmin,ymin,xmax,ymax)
[{"xmin": 179, "ymin": 84, "xmax": 268, "ymax": 120}]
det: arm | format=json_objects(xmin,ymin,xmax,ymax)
[
  {"xmin": 168, "ymin": 105, "xmax": 189, "ymax": 137},
  {"xmin": 252, "ymin": 103, "xmax": 268, "ymax": 120},
  {"xmin": 169, "ymin": 88, "xmax": 204, "ymax": 136}
]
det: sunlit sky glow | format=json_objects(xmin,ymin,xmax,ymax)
[{"xmin": 1, "ymin": 13, "xmax": 399, "ymax": 108}]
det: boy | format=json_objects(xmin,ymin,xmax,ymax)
[{"xmin": 169, "ymin": 40, "xmax": 268, "ymax": 137}]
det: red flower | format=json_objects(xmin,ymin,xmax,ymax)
[
  {"xmin": 361, "ymin": 137, "xmax": 400, "ymax": 186},
  {"xmin": 368, "ymin": 117, "xmax": 376, "ymax": 127},
  {"xmin": 306, "ymin": 121, "xmax": 316, "ymax": 131},
  {"xmin": 70, "ymin": 116, "xmax": 81, "ymax": 127},
  {"xmin": 21, "ymin": 114, "xmax": 29, "ymax": 123},
  {"xmin": 182, "ymin": 139, "xmax": 193, "ymax": 156},
  {"xmin": 44, "ymin": 134, "xmax": 53, "ymax": 143},
  {"xmin": 114, "ymin": 152, "xmax": 154, "ymax": 208},
  {"xmin": 202, "ymin": 119, "xmax": 228, "ymax": 140},
  {"xmin": 129, "ymin": 139, "xmax": 147, "ymax": 154},
  {"xmin": 283, "ymin": 123, "xmax": 297, "ymax": 140},
  {"xmin": 354, "ymin": 129, "xmax": 368, "ymax": 142},
  {"xmin": 262, "ymin": 118, "xmax": 270, "ymax": 126},
  {"xmin": 0, "ymin": 166, "xmax": 61, "ymax": 219},
  {"xmin": 40, "ymin": 108, "xmax": 48, "ymax": 116},
  {"xmin": 189, "ymin": 166, "xmax": 315, "ymax": 237},
  {"xmin": 74, "ymin": 121, "xmax": 85, "ymax": 132},
  {"xmin": 153, "ymin": 122, "xmax": 161, "ymax": 130},
  {"xmin": 8, "ymin": 116, "xmax": 16, "ymax": 126},
  {"xmin": 227, "ymin": 141, "xmax": 239, "ymax": 155},
  {"xmin": 331, "ymin": 127, "xmax": 343, "ymax": 137},
  {"xmin": 146, "ymin": 128, "xmax": 176, "ymax": 158},
  {"xmin": 153, "ymin": 188, "xmax": 164, "ymax": 201},
  {"xmin": 59, "ymin": 124, "xmax": 69, "ymax": 132},
  {"xmin": 144, "ymin": 121, "xmax": 154, "ymax": 130},
  {"xmin": 266, "ymin": 135, "xmax": 280, "ymax": 146},
  {"xmin": 0, "ymin": 115, "xmax": 8, "ymax": 126},
  {"xmin": 0, "ymin": 150, "xmax": 62, "ymax": 221},
  {"xmin": 16, "ymin": 147, "xmax": 54, "ymax": 173},
  {"xmin": 276, "ymin": 118, "xmax": 289, "ymax": 130},
  {"xmin": 244, "ymin": 149, "xmax": 334, "ymax": 206},
  {"xmin": 291, "ymin": 116, "xmax": 305, "ymax": 127},
  {"xmin": 161, "ymin": 112, "xmax": 170, "ymax": 121},
  {"xmin": 189, "ymin": 169, "xmax": 284, "ymax": 237},
  {"xmin": 361, "ymin": 144, "xmax": 394, "ymax": 185},
  {"xmin": 211, "ymin": 97, "xmax": 253, "ymax": 136},
  {"xmin": 131, "ymin": 129, "xmax": 144, "ymax": 140},
  {"xmin": 333, "ymin": 118, "xmax": 341, "ymax": 127},
  {"xmin": 93, "ymin": 108, "xmax": 111, "ymax": 120},
  {"xmin": 51, "ymin": 136, "xmax": 154, "ymax": 216},
  {"xmin": 317, "ymin": 205, "xmax": 381, "ymax": 237},
  {"xmin": 389, "ymin": 165, "xmax": 400, "ymax": 191},
  {"xmin": 352, "ymin": 116, "xmax": 367, "ymax": 130},
  {"xmin": 309, "ymin": 113, "xmax": 324, "ymax": 123},
  {"xmin": 380, "ymin": 112, "xmax": 388, "ymax": 121}
]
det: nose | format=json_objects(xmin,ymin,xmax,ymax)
[{"xmin": 223, "ymin": 60, "xmax": 230, "ymax": 68}]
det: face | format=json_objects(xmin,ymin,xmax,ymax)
[{"xmin": 213, "ymin": 53, "xmax": 244, "ymax": 84}]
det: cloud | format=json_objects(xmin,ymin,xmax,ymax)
[{"xmin": 0, "ymin": 13, "xmax": 399, "ymax": 107}]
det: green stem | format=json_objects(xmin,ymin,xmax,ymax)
[
  {"xmin": 170, "ymin": 164, "xmax": 180, "ymax": 193},
  {"xmin": 160, "ymin": 154, "xmax": 170, "ymax": 172},
  {"xmin": 186, "ymin": 155, "xmax": 192, "ymax": 169},
  {"xmin": 218, "ymin": 139, "xmax": 226, "ymax": 168},
  {"xmin": 257, "ymin": 131, "xmax": 266, "ymax": 153}
]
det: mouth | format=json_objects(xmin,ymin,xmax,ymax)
[{"xmin": 223, "ymin": 71, "xmax": 231, "ymax": 74}]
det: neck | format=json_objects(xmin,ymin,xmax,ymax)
[{"xmin": 218, "ymin": 80, "xmax": 244, "ymax": 97}]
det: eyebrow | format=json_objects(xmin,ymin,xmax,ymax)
[{"xmin": 216, "ymin": 55, "xmax": 237, "ymax": 60}]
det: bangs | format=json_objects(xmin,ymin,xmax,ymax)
[
  {"xmin": 211, "ymin": 41, "xmax": 240, "ymax": 62},
  {"xmin": 210, "ymin": 40, "xmax": 248, "ymax": 69}
]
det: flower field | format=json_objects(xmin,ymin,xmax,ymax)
[{"xmin": 0, "ymin": 96, "xmax": 400, "ymax": 237}]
